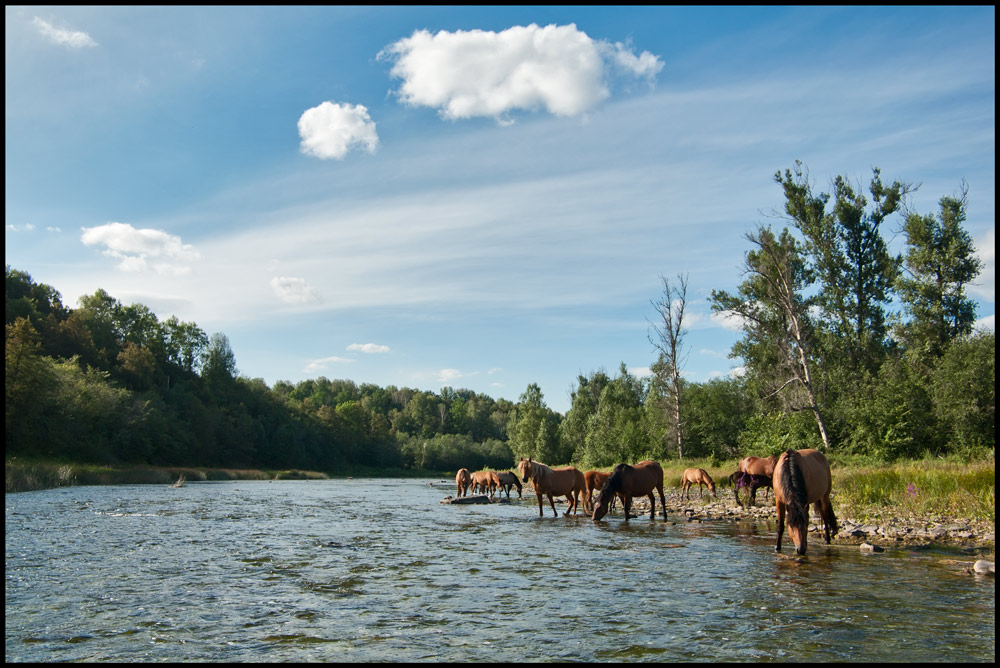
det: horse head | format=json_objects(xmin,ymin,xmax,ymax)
[{"xmin": 518, "ymin": 458, "xmax": 532, "ymax": 483}]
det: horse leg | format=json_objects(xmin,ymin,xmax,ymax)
[
  {"xmin": 775, "ymin": 502, "xmax": 785, "ymax": 552},
  {"xmin": 648, "ymin": 492, "xmax": 655, "ymax": 520},
  {"xmin": 657, "ymin": 485, "xmax": 667, "ymax": 519},
  {"xmin": 535, "ymin": 491, "xmax": 544, "ymax": 518},
  {"xmin": 548, "ymin": 494, "xmax": 559, "ymax": 518}
]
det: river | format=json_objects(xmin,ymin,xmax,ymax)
[{"xmin": 5, "ymin": 478, "xmax": 994, "ymax": 662}]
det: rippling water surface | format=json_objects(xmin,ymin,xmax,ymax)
[{"xmin": 5, "ymin": 479, "xmax": 994, "ymax": 662}]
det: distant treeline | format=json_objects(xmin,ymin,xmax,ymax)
[{"xmin": 5, "ymin": 165, "xmax": 995, "ymax": 472}]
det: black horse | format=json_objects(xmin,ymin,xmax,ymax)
[{"xmin": 729, "ymin": 471, "xmax": 772, "ymax": 507}]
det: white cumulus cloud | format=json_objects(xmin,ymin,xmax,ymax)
[
  {"xmin": 33, "ymin": 17, "xmax": 98, "ymax": 49},
  {"xmin": 298, "ymin": 101, "xmax": 379, "ymax": 160},
  {"xmin": 270, "ymin": 276, "xmax": 320, "ymax": 304},
  {"xmin": 379, "ymin": 23, "xmax": 662, "ymax": 122},
  {"xmin": 347, "ymin": 343, "xmax": 391, "ymax": 354},
  {"xmin": 969, "ymin": 226, "xmax": 994, "ymax": 302},
  {"xmin": 80, "ymin": 222, "xmax": 199, "ymax": 274}
]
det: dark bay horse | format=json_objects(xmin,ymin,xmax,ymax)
[
  {"xmin": 496, "ymin": 471, "xmax": 523, "ymax": 499},
  {"xmin": 728, "ymin": 471, "xmax": 772, "ymax": 507},
  {"xmin": 773, "ymin": 448, "xmax": 838, "ymax": 555},
  {"xmin": 592, "ymin": 460, "xmax": 667, "ymax": 521},
  {"xmin": 518, "ymin": 458, "xmax": 586, "ymax": 517},
  {"xmin": 738, "ymin": 455, "xmax": 778, "ymax": 502},
  {"xmin": 680, "ymin": 467, "xmax": 716, "ymax": 500},
  {"xmin": 455, "ymin": 468, "xmax": 472, "ymax": 497}
]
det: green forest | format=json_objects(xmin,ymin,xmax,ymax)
[{"xmin": 5, "ymin": 164, "xmax": 994, "ymax": 474}]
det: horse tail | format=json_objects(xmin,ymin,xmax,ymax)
[{"xmin": 778, "ymin": 449, "xmax": 808, "ymax": 528}]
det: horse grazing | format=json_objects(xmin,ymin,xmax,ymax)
[
  {"xmin": 495, "ymin": 471, "xmax": 523, "ymax": 499},
  {"xmin": 518, "ymin": 458, "xmax": 586, "ymax": 518},
  {"xmin": 470, "ymin": 470, "xmax": 499, "ymax": 497},
  {"xmin": 455, "ymin": 468, "xmax": 472, "ymax": 497},
  {"xmin": 728, "ymin": 471, "xmax": 772, "ymax": 507},
  {"xmin": 772, "ymin": 448, "xmax": 838, "ymax": 555},
  {"xmin": 738, "ymin": 455, "xmax": 778, "ymax": 502},
  {"xmin": 680, "ymin": 467, "xmax": 716, "ymax": 500},
  {"xmin": 592, "ymin": 460, "xmax": 667, "ymax": 522}
]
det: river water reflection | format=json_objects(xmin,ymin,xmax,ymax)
[{"xmin": 5, "ymin": 479, "xmax": 994, "ymax": 662}]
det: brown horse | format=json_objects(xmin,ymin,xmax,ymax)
[
  {"xmin": 592, "ymin": 460, "xmax": 667, "ymax": 522},
  {"xmin": 518, "ymin": 458, "xmax": 586, "ymax": 517},
  {"xmin": 455, "ymin": 468, "xmax": 472, "ymax": 497},
  {"xmin": 680, "ymin": 467, "xmax": 716, "ymax": 500},
  {"xmin": 729, "ymin": 470, "xmax": 772, "ymax": 507},
  {"xmin": 583, "ymin": 470, "xmax": 619, "ymax": 513},
  {"xmin": 495, "ymin": 471, "xmax": 523, "ymax": 499},
  {"xmin": 738, "ymin": 455, "xmax": 778, "ymax": 502},
  {"xmin": 773, "ymin": 448, "xmax": 838, "ymax": 555},
  {"xmin": 470, "ymin": 470, "xmax": 498, "ymax": 497}
]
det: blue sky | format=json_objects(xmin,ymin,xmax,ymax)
[{"xmin": 5, "ymin": 6, "xmax": 995, "ymax": 414}]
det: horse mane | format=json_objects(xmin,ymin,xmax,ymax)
[
  {"xmin": 778, "ymin": 449, "xmax": 808, "ymax": 528},
  {"xmin": 600, "ymin": 463, "xmax": 630, "ymax": 497},
  {"xmin": 505, "ymin": 471, "xmax": 523, "ymax": 490}
]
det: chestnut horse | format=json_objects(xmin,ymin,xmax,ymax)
[
  {"xmin": 518, "ymin": 458, "xmax": 585, "ymax": 518},
  {"xmin": 773, "ymin": 448, "xmax": 838, "ymax": 555},
  {"xmin": 592, "ymin": 461, "xmax": 667, "ymax": 522},
  {"xmin": 470, "ymin": 470, "xmax": 499, "ymax": 497},
  {"xmin": 738, "ymin": 455, "xmax": 778, "ymax": 502},
  {"xmin": 583, "ymin": 470, "xmax": 619, "ymax": 513},
  {"xmin": 680, "ymin": 467, "xmax": 716, "ymax": 500},
  {"xmin": 495, "ymin": 471, "xmax": 523, "ymax": 499},
  {"xmin": 455, "ymin": 468, "xmax": 472, "ymax": 497}
]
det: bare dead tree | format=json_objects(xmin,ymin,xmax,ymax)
[{"xmin": 649, "ymin": 273, "xmax": 689, "ymax": 458}]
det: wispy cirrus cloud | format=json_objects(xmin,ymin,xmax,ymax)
[
  {"xmin": 347, "ymin": 343, "xmax": 390, "ymax": 354},
  {"xmin": 379, "ymin": 23, "xmax": 662, "ymax": 123},
  {"xmin": 33, "ymin": 17, "xmax": 98, "ymax": 49},
  {"xmin": 80, "ymin": 222, "xmax": 199, "ymax": 275},
  {"xmin": 270, "ymin": 276, "xmax": 321, "ymax": 304},
  {"xmin": 298, "ymin": 101, "xmax": 379, "ymax": 160},
  {"xmin": 304, "ymin": 355, "xmax": 355, "ymax": 373}
]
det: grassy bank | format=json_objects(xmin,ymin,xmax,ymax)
[{"xmin": 539, "ymin": 455, "xmax": 995, "ymax": 526}]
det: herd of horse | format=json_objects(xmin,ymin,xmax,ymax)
[{"xmin": 455, "ymin": 448, "xmax": 838, "ymax": 555}]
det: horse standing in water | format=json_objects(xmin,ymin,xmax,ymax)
[
  {"xmin": 455, "ymin": 468, "xmax": 472, "ymax": 497},
  {"xmin": 518, "ymin": 458, "xmax": 586, "ymax": 518},
  {"xmin": 495, "ymin": 471, "xmax": 523, "ymax": 499},
  {"xmin": 583, "ymin": 470, "xmax": 618, "ymax": 513},
  {"xmin": 592, "ymin": 461, "xmax": 667, "ymax": 522},
  {"xmin": 680, "ymin": 467, "xmax": 716, "ymax": 500},
  {"xmin": 470, "ymin": 470, "xmax": 499, "ymax": 497},
  {"xmin": 772, "ymin": 448, "xmax": 838, "ymax": 555}
]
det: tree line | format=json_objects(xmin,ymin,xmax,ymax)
[{"xmin": 5, "ymin": 163, "xmax": 994, "ymax": 473}]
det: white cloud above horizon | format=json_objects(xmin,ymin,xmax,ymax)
[
  {"xmin": 270, "ymin": 276, "xmax": 320, "ymax": 304},
  {"xmin": 298, "ymin": 101, "xmax": 379, "ymax": 160},
  {"xmin": 80, "ymin": 222, "xmax": 199, "ymax": 275},
  {"xmin": 379, "ymin": 23, "xmax": 663, "ymax": 122},
  {"xmin": 347, "ymin": 343, "xmax": 391, "ymax": 354},
  {"xmin": 32, "ymin": 17, "xmax": 98, "ymax": 49}
]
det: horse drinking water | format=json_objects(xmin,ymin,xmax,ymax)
[
  {"xmin": 591, "ymin": 461, "xmax": 667, "ymax": 522},
  {"xmin": 518, "ymin": 458, "xmax": 586, "ymax": 518},
  {"xmin": 495, "ymin": 471, "xmax": 523, "ymax": 499},
  {"xmin": 772, "ymin": 448, "xmax": 838, "ymax": 555}
]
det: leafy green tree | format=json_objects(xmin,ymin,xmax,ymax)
[
  {"xmin": 775, "ymin": 162, "xmax": 910, "ymax": 373},
  {"xmin": 895, "ymin": 187, "xmax": 983, "ymax": 360},
  {"xmin": 558, "ymin": 371, "xmax": 609, "ymax": 462},
  {"xmin": 710, "ymin": 226, "xmax": 831, "ymax": 450},
  {"xmin": 509, "ymin": 383, "xmax": 562, "ymax": 462},
  {"xmin": 930, "ymin": 331, "xmax": 995, "ymax": 452},
  {"xmin": 580, "ymin": 364, "xmax": 650, "ymax": 466}
]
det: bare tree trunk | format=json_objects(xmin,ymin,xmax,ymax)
[{"xmin": 649, "ymin": 273, "xmax": 689, "ymax": 458}]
